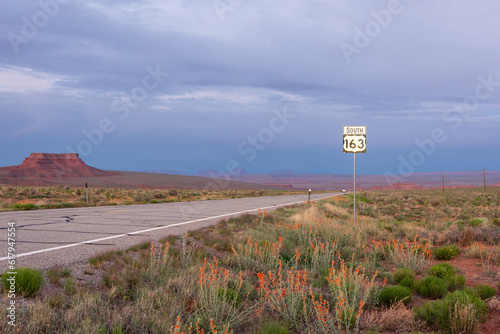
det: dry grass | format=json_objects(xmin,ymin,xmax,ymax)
[
  {"xmin": 448, "ymin": 302, "xmax": 479, "ymax": 334},
  {"xmin": 1, "ymin": 187, "xmax": 499, "ymax": 333},
  {"xmin": 361, "ymin": 301, "xmax": 424, "ymax": 333}
]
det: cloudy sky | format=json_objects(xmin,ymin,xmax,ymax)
[{"xmin": 1, "ymin": 0, "xmax": 499, "ymax": 176}]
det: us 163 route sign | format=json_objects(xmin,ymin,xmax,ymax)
[{"xmin": 343, "ymin": 126, "xmax": 366, "ymax": 153}]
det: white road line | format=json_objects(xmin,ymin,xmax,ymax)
[{"xmin": 0, "ymin": 194, "xmax": 334, "ymax": 261}]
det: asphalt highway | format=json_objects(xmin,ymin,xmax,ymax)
[{"xmin": 0, "ymin": 192, "xmax": 338, "ymax": 270}]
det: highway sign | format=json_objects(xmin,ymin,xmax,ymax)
[
  {"xmin": 342, "ymin": 125, "xmax": 367, "ymax": 225},
  {"xmin": 343, "ymin": 125, "xmax": 366, "ymax": 153},
  {"xmin": 343, "ymin": 126, "xmax": 366, "ymax": 135},
  {"xmin": 343, "ymin": 135, "xmax": 366, "ymax": 153}
]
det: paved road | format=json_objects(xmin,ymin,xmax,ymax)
[{"xmin": 0, "ymin": 193, "xmax": 337, "ymax": 270}]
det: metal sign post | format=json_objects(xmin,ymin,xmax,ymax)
[
  {"xmin": 85, "ymin": 182, "xmax": 89, "ymax": 204},
  {"xmin": 343, "ymin": 125, "xmax": 366, "ymax": 225},
  {"xmin": 353, "ymin": 153, "xmax": 356, "ymax": 224}
]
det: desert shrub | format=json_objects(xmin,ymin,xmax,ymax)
[
  {"xmin": 464, "ymin": 242, "xmax": 489, "ymax": 259},
  {"xmin": 64, "ymin": 277, "xmax": 77, "ymax": 295},
  {"xmin": 460, "ymin": 228, "xmax": 474, "ymax": 246},
  {"xmin": 256, "ymin": 320, "xmax": 289, "ymax": 334},
  {"xmin": 399, "ymin": 276, "xmax": 415, "ymax": 289},
  {"xmin": 470, "ymin": 218, "xmax": 483, "ymax": 227},
  {"xmin": 458, "ymin": 207, "xmax": 473, "ymax": 221},
  {"xmin": 368, "ymin": 300, "xmax": 422, "ymax": 333},
  {"xmin": 438, "ymin": 290, "xmax": 487, "ymax": 333},
  {"xmin": 133, "ymin": 192, "xmax": 154, "ymax": 203},
  {"xmin": 468, "ymin": 284, "xmax": 496, "ymax": 300},
  {"xmin": 414, "ymin": 300, "xmax": 441, "ymax": 327},
  {"xmin": 392, "ymin": 268, "xmax": 415, "ymax": 284},
  {"xmin": 379, "ymin": 286, "xmax": 413, "ymax": 306},
  {"xmin": 197, "ymin": 259, "xmax": 255, "ymax": 330},
  {"xmin": 326, "ymin": 259, "xmax": 376, "ymax": 330},
  {"xmin": 416, "ymin": 276, "xmax": 448, "ymax": 299},
  {"xmin": 428, "ymin": 263, "xmax": 465, "ymax": 291},
  {"xmin": 258, "ymin": 265, "xmax": 310, "ymax": 329},
  {"xmin": 414, "ymin": 290, "xmax": 487, "ymax": 333},
  {"xmin": 446, "ymin": 275, "xmax": 466, "ymax": 291},
  {"xmin": 433, "ymin": 244, "xmax": 459, "ymax": 260},
  {"xmin": 46, "ymin": 268, "xmax": 62, "ymax": 284},
  {"xmin": 428, "ymin": 263, "xmax": 455, "ymax": 278},
  {"xmin": 232, "ymin": 236, "xmax": 282, "ymax": 273},
  {"xmin": 46, "ymin": 267, "xmax": 72, "ymax": 284},
  {"xmin": 454, "ymin": 219, "xmax": 466, "ymax": 230},
  {"xmin": 388, "ymin": 236, "xmax": 431, "ymax": 274},
  {"xmin": 1, "ymin": 267, "xmax": 44, "ymax": 297},
  {"xmin": 10, "ymin": 203, "xmax": 37, "ymax": 210},
  {"xmin": 446, "ymin": 302, "xmax": 478, "ymax": 334}
]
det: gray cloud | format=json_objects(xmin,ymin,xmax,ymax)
[{"xmin": 0, "ymin": 0, "xmax": 499, "ymax": 173}]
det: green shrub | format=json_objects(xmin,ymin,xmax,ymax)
[
  {"xmin": 379, "ymin": 286, "xmax": 413, "ymax": 306},
  {"xmin": 366, "ymin": 286, "xmax": 382, "ymax": 309},
  {"xmin": 428, "ymin": 263, "xmax": 455, "ymax": 278},
  {"xmin": 470, "ymin": 218, "xmax": 483, "ymax": 227},
  {"xmin": 1, "ymin": 267, "xmax": 44, "ymax": 297},
  {"xmin": 392, "ymin": 268, "xmax": 415, "ymax": 284},
  {"xmin": 433, "ymin": 244, "xmax": 459, "ymax": 260},
  {"xmin": 111, "ymin": 326, "xmax": 124, "ymax": 334},
  {"xmin": 414, "ymin": 290, "xmax": 487, "ymax": 333},
  {"xmin": 9, "ymin": 203, "xmax": 37, "ymax": 211},
  {"xmin": 416, "ymin": 276, "xmax": 448, "ymax": 299},
  {"xmin": 256, "ymin": 320, "xmax": 289, "ymax": 334},
  {"xmin": 414, "ymin": 300, "xmax": 441, "ymax": 326},
  {"xmin": 428, "ymin": 263, "xmax": 465, "ymax": 291},
  {"xmin": 449, "ymin": 290, "xmax": 487, "ymax": 316},
  {"xmin": 446, "ymin": 274, "xmax": 466, "ymax": 291},
  {"xmin": 64, "ymin": 277, "xmax": 77, "ymax": 295},
  {"xmin": 438, "ymin": 290, "xmax": 487, "ymax": 332},
  {"xmin": 399, "ymin": 276, "xmax": 414, "ymax": 289},
  {"xmin": 218, "ymin": 287, "xmax": 242, "ymax": 306},
  {"xmin": 469, "ymin": 284, "xmax": 496, "ymax": 300},
  {"xmin": 454, "ymin": 219, "xmax": 466, "ymax": 230}
]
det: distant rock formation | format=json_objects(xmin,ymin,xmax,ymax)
[{"xmin": 2, "ymin": 153, "xmax": 117, "ymax": 179}]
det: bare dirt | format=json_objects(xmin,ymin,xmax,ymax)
[
  {"xmin": 409, "ymin": 254, "xmax": 500, "ymax": 334},
  {"xmin": 440, "ymin": 256, "xmax": 500, "ymax": 334}
]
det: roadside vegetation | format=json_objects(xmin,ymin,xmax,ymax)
[
  {"xmin": 1, "ymin": 187, "xmax": 499, "ymax": 333},
  {"xmin": 0, "ymin": 185, "xmax": 303, "ymax": 212}
]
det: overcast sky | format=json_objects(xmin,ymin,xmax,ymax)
[{"xmin": 1, "ymin": 0, "xmax": 499, "ymax": 176}]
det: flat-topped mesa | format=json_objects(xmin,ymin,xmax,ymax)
[
  {"xmin": 13, "ymin": 153, "xmax": 116, "ymax": 179},
  {"xmin": 21, "ymin": 153, "xmax": 83, "ymax": 168}
]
